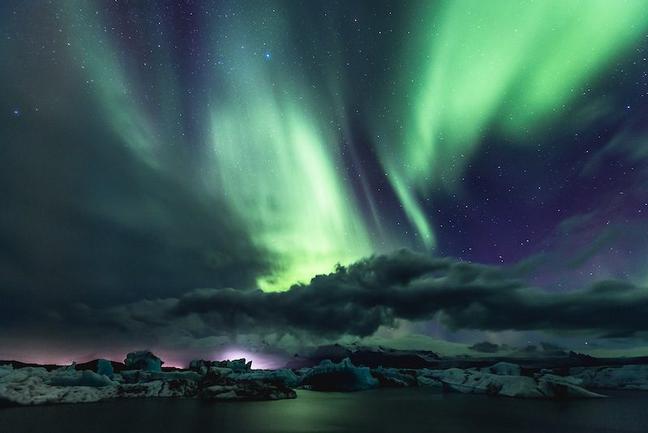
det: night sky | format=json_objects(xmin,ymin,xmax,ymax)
[{"xmin": 2, "ymin": 0, "xmax": 648, "ymax": 365}]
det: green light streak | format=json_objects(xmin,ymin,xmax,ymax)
[
  {"xmin": 389, "ymin": 169, "xmax": 435, "ymax": 249},
  {"xmin": 380, "ymin": 0, "xmax": 648, "ymax": 246},
  {"xmin": 62, "ymin": 1, "xmax": 374, "ymax": 291},
  {"xmin": 63, "ymin": 2, "xmax": 162, "ymax": 168},
  {"xmin": 207, "ymin": 8, "xmax": 372, "ymax": 291}
]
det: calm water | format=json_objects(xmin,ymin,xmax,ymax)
[{"xmin": 1, "ymin": 388, "xmax": 647, "ymax": 433}]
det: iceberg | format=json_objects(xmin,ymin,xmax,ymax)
[
  {"xmin": 0, "ymin": 367, "xmax": 114, "ymax": 406},
  {"xmin": 48, "ymin": 369, "xmax": 116, "ymax": 387},
  {"xmin": 124, "ymin": 351, "xmax": 163, "ymax": 372},
  {"xmin": 190, "ymin": 358, "xmax": 252, "ymax": 373},
  {"xmin": 235, "ymin": 369, "xmax": 300, "ymax": 388},
  {"xmin": 201, "ymin": 381, "xmax": 296, "ymax": 401},
  {"xmin": 120, "ymin": 370, "xmax": 201, "ymax": 384},
  {"xmin": 417, "ymin": 366, "xmax": 604, "ymax": 399},
  {"xmin": 371, "ymin": 366, "xmax": 417, "ymax": 387},
  {"xmin": 300, "ymin": 358, "xmax": 378, "ymax": 391},
  {"xmin": 96, "ymin": 359, "xmax": 114, "ymax": 379},
  {"xmin": 570, "ymin": 364, "xmax": 648, "ymax": 390}
]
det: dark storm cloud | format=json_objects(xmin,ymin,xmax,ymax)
[
  {"xmin": 167, "ymin": 250, "xmax": 648, "ymax": 339},
  {"xmin": 0, "ymin": 51, "xmax": 271, "ymax": 327},
  {"xmin": 0, "ymin": 119, "xmax": 270, "ymax": 314},
  {"xmin": 469, "ymin": 341, "xmax": 501, "ymax": 353}
]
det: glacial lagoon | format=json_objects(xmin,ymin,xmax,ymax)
[{"xmin": 2, "ymin": 388, "xmax": 647, "ymax": 433}]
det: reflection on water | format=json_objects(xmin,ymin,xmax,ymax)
[{"xmin": 1, "ymin": 388, "xmax": 647, "ymax": 433}]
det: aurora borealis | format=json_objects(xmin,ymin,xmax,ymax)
[
  {"xmin": 381, "ymin": 0, "xmax": 648, "ymax": 246},
  {"xmin": 205, "ymin": 5, "xmax": 372, "ymax": 289},
  {"xmin": 2, "ymin": 0, "xmax": 648, "ymax": 362}
]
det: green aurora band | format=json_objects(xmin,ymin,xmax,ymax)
[
  {"xmin": 377, "ymin": 0, "xmax": 648, "ymax": 248},
  {"xmin": 64, "ymin": 2, "xmax": 162, "ymax": 168},
  {"xmin": 61, "ymin": 0, "xmax": 648, "ymax": 290},
  {"xmin": 205, "ymin": 5, "xmax": 373, "ymax": 291}
]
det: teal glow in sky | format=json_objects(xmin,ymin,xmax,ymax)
[{"xmin": 64, "ymin": 1, "xmax": 163, "ymax": 168}]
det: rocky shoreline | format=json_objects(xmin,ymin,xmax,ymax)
[{"xmin": 2, "ymin": 350, "xmax": 648, "ymax": 406}]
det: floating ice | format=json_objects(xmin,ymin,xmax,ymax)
[{"xmin": 300, "ymin": 358, "xmax": 378, "ymax": 391}]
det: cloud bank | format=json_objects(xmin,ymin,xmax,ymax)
[
  {"xmin": 2, "ymin": 248, "xmax": 647, "ymax": 360},
  {"xmin": 166, "ymin": 250, "xmax": 648, "ymax": 340}
]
